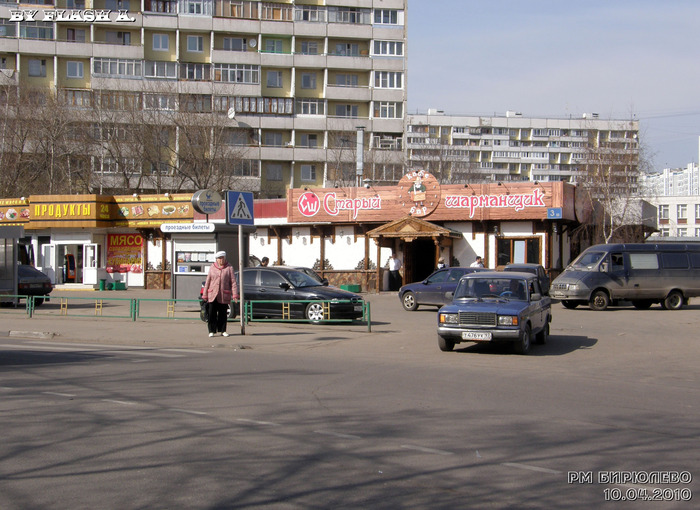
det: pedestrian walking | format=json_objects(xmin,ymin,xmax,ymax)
[
  {"xmin": 388, "ymin": 251, "xmax": 402, "ymax": 291},
  {"xmin": 202, "ymin": 251, "xmax": 239, "ymax": 337}
]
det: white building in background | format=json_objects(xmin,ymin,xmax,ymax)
[{"xmin": 643, "ymin": 137, "xmax": 700, "ymax": 239}]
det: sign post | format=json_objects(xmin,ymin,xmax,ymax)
[{"xmin": 227, "ymin": 191, "xmax": 254, "ymax": 335}]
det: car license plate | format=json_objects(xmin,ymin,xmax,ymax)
[
  {"xmin": 462, "ymin": 331, "xmax": 492, "ymax": 341},
  {"xmin": 354, "ymin": 304, "xmax": 363, "ymax": 312}
]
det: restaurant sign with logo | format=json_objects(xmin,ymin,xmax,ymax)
[{"xmin": 289, "ymin": 172, "xmax": 574, "ymax": 223}]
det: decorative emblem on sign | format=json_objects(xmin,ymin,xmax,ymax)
[
  {"xmin": 397, "ymin": 170, "xmax": 440, "ymax": 217},
  {"xmin": 298, "ymin": 191, "xmax": 321, "ymax": 217}
]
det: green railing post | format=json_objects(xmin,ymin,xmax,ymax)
[
  {"xmin": 27, "ymin": 295, "xmax": 34, "ymax": 318},
  {"xmin": 131, "ymin": 298, "xmax": 138, "ymax": 321},
  {"xmin": 365, "ymin": 302, "xmax": 371, "ymax": 332}
]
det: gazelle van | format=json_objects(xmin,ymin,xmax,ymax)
[{"xmin": 550, "ymin": 243, "xmax": 700, "ymax": 310}]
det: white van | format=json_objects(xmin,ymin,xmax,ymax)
[{"xmin": 550, "ymin": 243, "xmax": 700, "ymax": 310}]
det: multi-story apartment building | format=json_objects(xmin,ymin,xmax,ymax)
[
  {"xmin": 642, "ymin": 138, "xmax": 700, "ymax": 239},
  {"xmin": 0, "ymin": 0, "xmax": 407, "ymax": 197},
  {"xmin": 405, "ymin": 110, "xmax": 639, "ymax": 183}
]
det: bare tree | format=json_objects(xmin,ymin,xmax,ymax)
[{"xmin": 574, "ymin": 119, "xmax": 653, "ymax": 244}]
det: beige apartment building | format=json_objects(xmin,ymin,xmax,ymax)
[
  {"xmin": 406, "ymin": 110, "xmax": 639, "ymax": 184},
  {"xmin": 0, "ymin": 0, "xmax": 407, "ymax": 197}
]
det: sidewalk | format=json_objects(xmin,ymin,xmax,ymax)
[{"xmin": 0, "ymin": 288, "xmax": 400, "ymax": 350}]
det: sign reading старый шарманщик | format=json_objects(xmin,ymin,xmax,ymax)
[{"xmin": 9, "ymin": 9, "xmax": 136, "ymax": 23}]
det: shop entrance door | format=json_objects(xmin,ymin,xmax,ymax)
[
  {"xmin": 42, "ymin": 244, "xmax": 56, "ymax": 283},
  {"xmin": 83, "ymin": 243, "xmax": 98, "ymax": 285}
]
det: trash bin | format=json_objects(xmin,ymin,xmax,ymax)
[
  {"xmin": 99, "ymin": 279, "xmax": 106, "ymax": 291},
  {"xmin": 106, "ymin": 282, "xmax": 113, "ymax": 291}
]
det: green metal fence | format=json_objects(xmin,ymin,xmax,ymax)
[{"xmin": 2, "ymin": 295, "xmax": 371, "ymax": 331}]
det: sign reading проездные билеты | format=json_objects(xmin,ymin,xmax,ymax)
[{"xmin": 8, "ymin": 9, "xmax": 136, "ymax": 23}]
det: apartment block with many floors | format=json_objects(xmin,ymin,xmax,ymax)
[
  {"xmin": 0, "ymin": 0, "xmax": 407, "ymax": 197},
  {"xmin": 405, "ymin": 110, "xmax": 639, "ymax": 184}
]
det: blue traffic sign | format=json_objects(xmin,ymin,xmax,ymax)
[{"xmin": 226, "ymin": 191, "xmax": 255, "ymax": 225}]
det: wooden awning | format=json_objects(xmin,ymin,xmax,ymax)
[{"xmin": 367, "ymin": 215, "xmax": 463, "ymax": 243}]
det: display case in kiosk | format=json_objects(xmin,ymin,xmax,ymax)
[{"xmin": 161, "ymin": 223, "xmax": 255, "ymax": 302}]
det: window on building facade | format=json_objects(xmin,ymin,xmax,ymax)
[
  {"xmin": 659, "ymin": 204, "xmax": 669, "ymax": 220},
  {"xmin": 301, "ymin": 72, "xmax": 316, "ymax": 89},
  {"xmin": 66, "ymin": 28, "xmax": 86, "ymax": 42},
  {"xmin": 659, "ymin": 227, "xmax": 670, "ymax": 237},
  {"xmin": 144, "ymin": 60, "xmax": 177, "ymax": 79},
  {"xmin": 297, "ymin": 98, "xmax": 324, "ymax": 115},
  {"xmin": 264, "ymin": 39, "xmax": 283, "ymax": 53},
  {"xmin": 300, "ymin": 133, "xmax": 318, "ymax": 147},
  {"xmin": 66, "ymin": 61, "xmax": 84, "ymax": 79},
  {"xmin": 28, "ymin": 59, "xmax": 47, "ymax": 77},
  {"xmin": 266, "ymin": 70, "xmax": 282, "ymax": 88},
  {"xmin": 180, "ymin": 63, "xmax": 209, "ymax": 81},
  {"xmin": 264, "ymin": 132, "xmax": 283, "ymax": 146},
  {"xmin": 373, "ymin": 40, "xmax": 403, "ymax": 56},
  {"xmin": 223, "ymin": 37, "xmax": 246, "ymax": 51},
  {"xmin": 695, "ymin": 204, "xmax": 700, "ymax": 220},
  {"xmin": 213, "ymin": 64, "xmax": 259, "ymax": 84},
  {"xmin": 695, "ymin": 228, "xmax": 700, "ymax": 237},
  {"xmin": 187, "ymin": 35, "xmax": 204, "ymax": 52},
  {"xmin": 334, "ymin": 43, "xmax": 359, "ymax": 56},
  {"xmin": 335, "ymin": 104, "xmax": 358, "ymax": 118},
  {"xmin": 301, "ymin": 164, "xmax": 316, "ymax": 181},
  {"xmin": 374, "ymin": 101, "xmax": 402, "ymax": 119},
  {"xmin": 261, "ymin": 3, "xmax": 292, "ymax": 21},
  {"xmin": 295, "ymin": 5, "xmax": 324, "ymax": 22},
  {"xmin": 677, "ymin": 204, "xmax": 688, "ymax": 222},
  {"xmin": 334, "ymin": 73, "xmax": 358, "ymax": 87},
  {"xmin": 374, "ymin": 71, "xmax": 402, "ymax": 89},
  {"xmin": 497, "ymin": 238, "xmax": 540, "ymax": 266},
  {"xmin": 677, "ymin": 228, "xmax": 688, "ymax": 237},
  {"xmin": 20, "ymin": 22, "xmax": 53, "ymax": 40},
  {"xmin": 180, "ymin": 94, "xmax": 212, "ymax": 112},
  {"xmin": 144, "ymin": 93, "xmax": 176, "ymax": 110},
  {"xmin": 328, "ymin": 7, "xmax": 370, "ymax": 24},
  {"xmin": 300, "ymin": 41, "xmax": 319, "ymax": 55},
  {"xmin": 106, "ymin": 31, "xmax": 131, "ymax": 45},
  {"xmin": 374, "ymin": 9, "xmax": 399, "ymax": 24},
  {"xmin": 266, "ymin": 164, "xmax": 283, "ymax": 181},
  {"xmin": 94, "ymin": 58, "xmax": 142, "ymax": 78},
  {"xmin": 153, "ymin": 33, "xmax": 169, "ymax": 51}
]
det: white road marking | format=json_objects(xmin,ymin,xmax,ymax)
[
  {"xmin": 501, "ymin": 462, "xmax": 562, "ymax": 474},
  {"xmin": 313, "ymin": 430, "xmax": 362, "ymax": 440},
  {"xmin": 237, "ymin": 418, "xmax": 281, "ymax": 427},
  {"xmin": 171, "ymin": 408, "xmax": 209, "ymax": 416},
  {"xmin": 42, "ymin": 391, "xmax": 76, "ymax": 398},
  {"xmin": 160, "ymin": 348, "xmax": 211, "ymax": 354},
  {"xmin": 102, "ymin": 399, "xmax": 137, "ymax": 406},
  {"xmin": 400, "ymin": 444, "xmax": 455, "ymax": 456}
]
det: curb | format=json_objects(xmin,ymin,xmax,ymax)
[{"xmin": 8, "ymin": 330, "xmax": 56, "ymax": 339}]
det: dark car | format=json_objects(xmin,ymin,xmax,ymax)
[
  {"xmin": 437, "ymin": 272, "xmax": 552, "ymax": 354},
  {"xmin": 18, "ymin": 264, "xmax": 53, "ymax": 305},
  {"xmin": 503, "ymin": 263, "xmax": 550, "ymax": 295},
  {"xmin": 239, "ymin": 266, "xmax": 363, "ymax": 323},
  {"xmin": 398, "ymin": 267, "xmax": 488, "ymax": 311}
]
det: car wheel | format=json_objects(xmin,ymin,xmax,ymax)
[
  {"xmin": 34, "ymin": 297, "xmax": 44, "ymax": 306},
  {"xmin": 589, "ymin": 290, "xmax": 610, "ymax": 311},
  {"xmin": 227, "ymin": 302, "xmax": 238, "ymax": 320},
  {"xmin": 514, "ymin": 325, "xmax": 531, "ymax": 354},
  {"xmin": 438, "ymin": 335, "xmax": 454, "ymax": 352},
  {"xmin": 561, "ymin": 300, "xmax": 579, "ymax": 309},
  {"xmin": 305, "ymin": 302, "xmax": 325, "ymax": 323},
  {"xmin": 535, "ymin": 322, "xmax": 549, "ymax": 344},
  {"xmin": 402, "ymin": 292, "xmax": 418, "ymax": 311},
  {"xmin": 632, "ymin": 299, "xmax": 653, "ymax": 310},
  {"xmin": 662, "ymin": 291, "xmax": 684, "ymax": 310}
]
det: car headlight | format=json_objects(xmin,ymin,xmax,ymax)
[
  {"xmin": 498, "ymin": 315, "xmax": 519, "ymax": 326},
  {"xmin": 439, "ymin": 313, "xmax": 459, "ymax": 324},
  {"xmin": 568, "ymin": 284, "xmax": 579, "ymax": 291}
]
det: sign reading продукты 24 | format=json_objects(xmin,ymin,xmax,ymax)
[{"xmin": 226, "ymin": 191, "xmax": 254, "ymax": 226}]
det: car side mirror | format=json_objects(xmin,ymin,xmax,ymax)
[
  {"xmin": 445, "ymin": 291, "xmax": 454, "ymax": 300},
  {"xmin": 531, "ymin": 293, "xmax": 542, "ymax": 301},
  {"xmin": 321, "ymin": 278, "xmax": 329, "ymax": 286},
  {"xmin": 279, "ymin": 282, "xmax": 290, "ymax": 290}
]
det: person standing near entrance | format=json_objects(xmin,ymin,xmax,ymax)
[
  {"xmin": 388, "ymin": 251, "xmax": 402, "ymax": 291},
  {"xmin": 202, "ymin": 251, "xmax": 239, "ymax": 337},
  {"xmin": 470, "ymin": 256, "xmax": 484, "ymax": 268}
]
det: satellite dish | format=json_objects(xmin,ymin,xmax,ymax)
[
  {"xmin": 249, "ymin": 39, "xmax": 257, "ymax": 48},
  {"xmin": 227, "ymin": 107, "xmax": 236, "ymax": 119}
]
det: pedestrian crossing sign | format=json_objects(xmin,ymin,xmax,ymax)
[{"xmin": 226, "ymin": 191, "xmax": 254, "ymax": 225}]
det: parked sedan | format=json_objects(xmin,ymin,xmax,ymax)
[
  {"xmin": 503, "ymin": 263, "xmax": 550, "ymax": 295},
  {"xmin": 240, "ymin": 266, "xmax": 363, "ymax": 323},
  {"xmin": 18, "ymin": 264, "xmax": 53, "ymax": 305},
  {"xmin": 398, "ymin": 267, "xmax": 488, "ymax": 311},
  {"xmin": 437, "ymin": 272, "xmax": 552, "ymax": 354}
]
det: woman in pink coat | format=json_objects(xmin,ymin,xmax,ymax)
[{"xmin": 202, "ymin": 251, "xmax": 239, "ymax": 337}]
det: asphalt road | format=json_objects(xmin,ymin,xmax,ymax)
[{"xmin": 1, "ymin": 296, "xmax": 698, "ymax": 509}]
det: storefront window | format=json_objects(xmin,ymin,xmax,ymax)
[{"xmin": 497, "ymin": 237, "xmax": 540, "ymax": 266}]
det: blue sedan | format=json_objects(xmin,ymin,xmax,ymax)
[{"xmin": 398, "ymin": 267, "xmax": 487, "ymax": 311}]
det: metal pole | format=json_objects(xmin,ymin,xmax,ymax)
[{"xmin": 238, "ymin": 223, "xmax": 245, "ymax": 335}]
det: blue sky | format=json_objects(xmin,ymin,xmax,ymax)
[{"xmin": 406, "ymin": 0, "xmax": 700, "ymax": 170}]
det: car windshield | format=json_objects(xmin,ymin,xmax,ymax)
[
  {"xmin": 454, "ymin": 277, "xmax": 528, "ymax": 301},
  {"xmin": 279, "ymin": 269, "xmax": 323, "ymax": 288},
  {"xmin": 570, "ymin": 251, "xmax": 605, "ymax": 271}
]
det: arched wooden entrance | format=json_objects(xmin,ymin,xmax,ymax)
[{"xmin": 367, "ymin": 216, "xmax": 463, "ymax": 289}]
